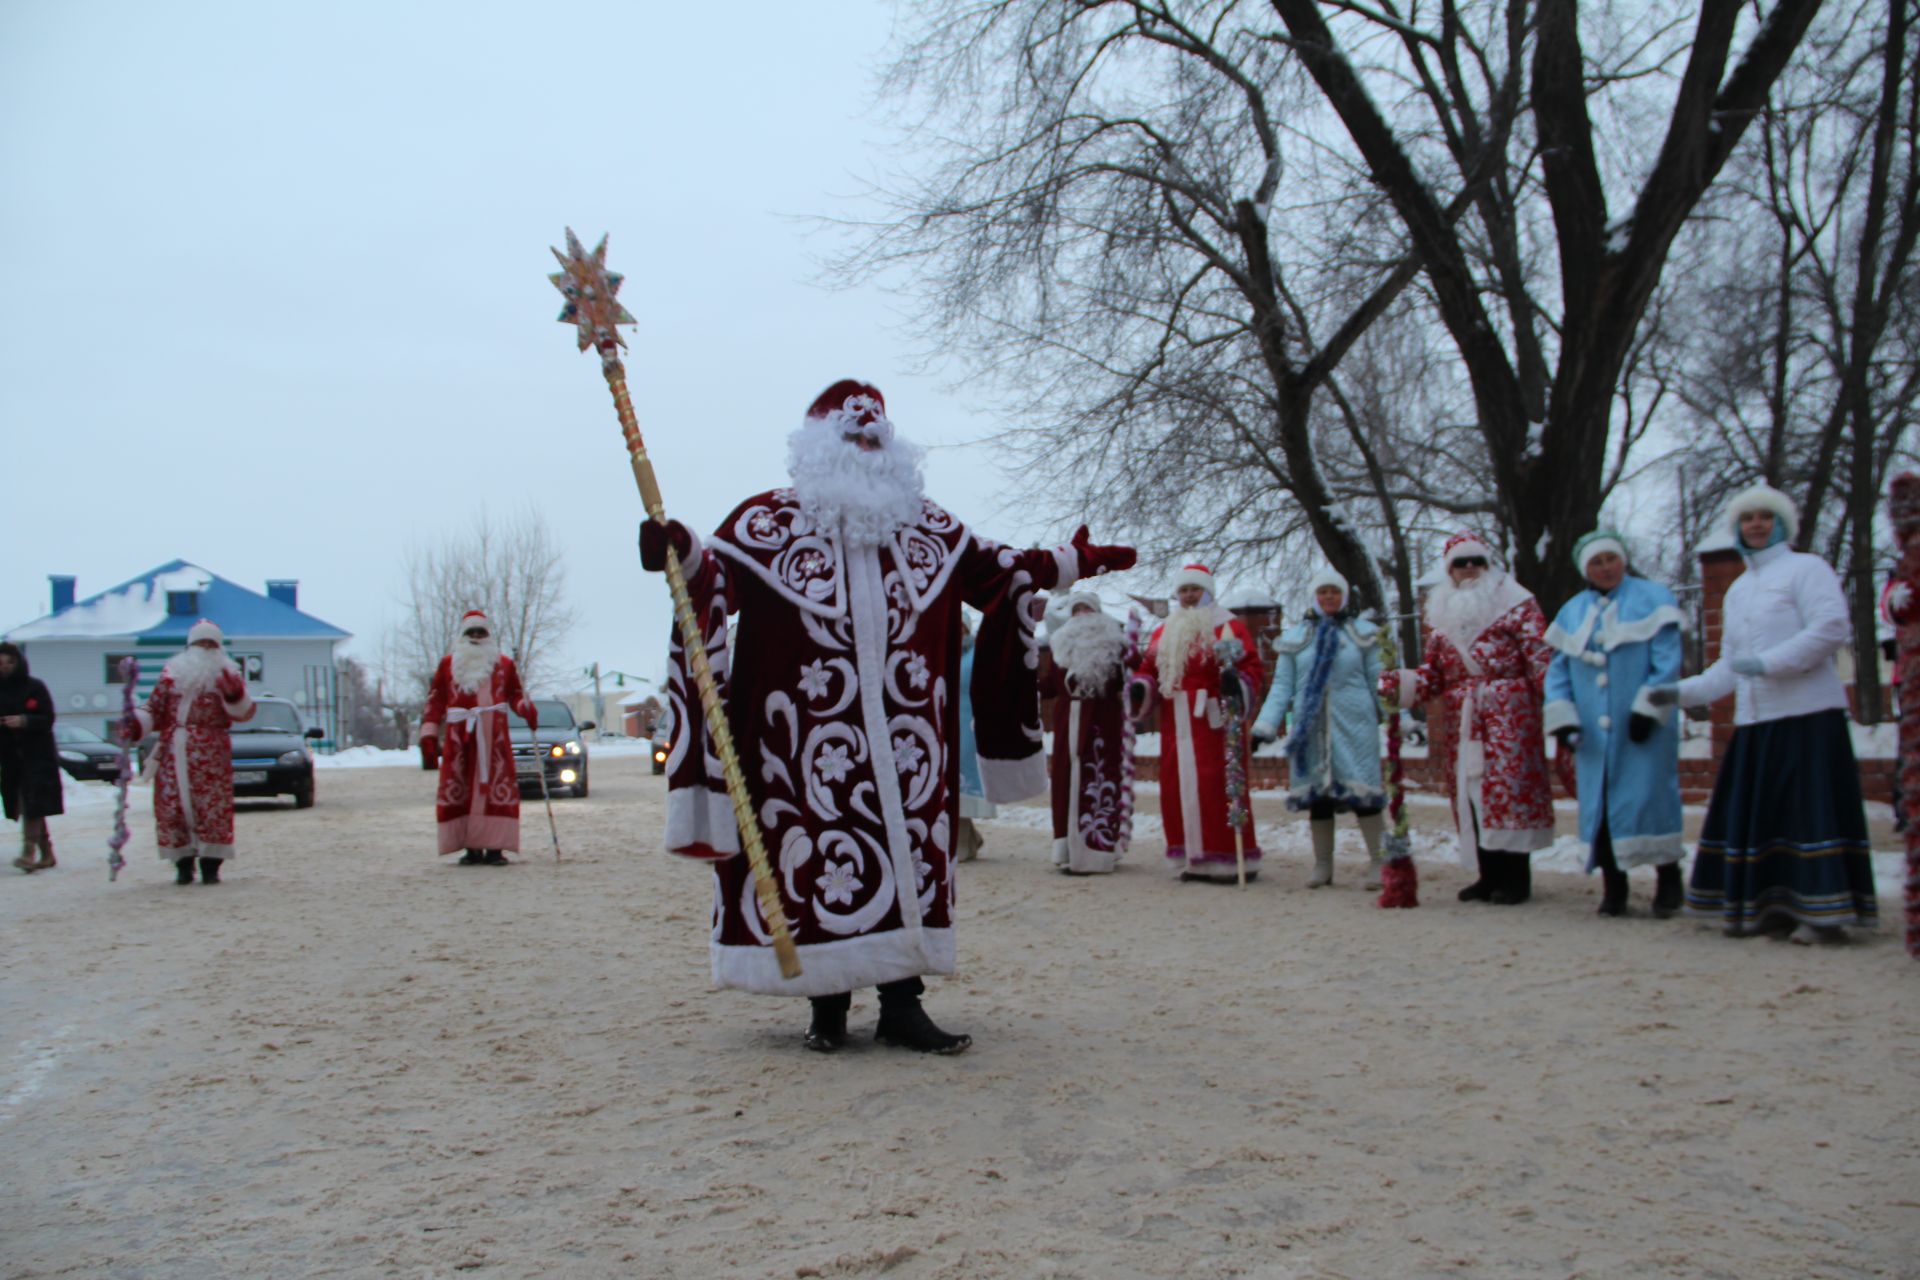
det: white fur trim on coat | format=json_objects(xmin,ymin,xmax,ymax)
[
  {"xmin": 1542, "ymin": 699, "xmax": 1580, "ymax": 736},
  {"xmin": 711, "ymin": 926, "xmax": 955, "ymax": 998},
  {"xmin": 977, "ymin": 752, "xmax": 1048, "ymax": 804},
  {"xmin": 1630, "ymin": 684, "xmax": 1672, "ymax": 725}
]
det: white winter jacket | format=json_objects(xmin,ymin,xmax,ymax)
[{"xmin": 1679, "ymin": 541, "xmax": 1851, "ymax": 725}]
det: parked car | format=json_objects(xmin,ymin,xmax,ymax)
[
  {"xmin": 230, "ymin": 695, "xmax": 324, "ymax": 808},
  {"xmin": 510, "ymin": 699, "xmax": 593, "ymax": 798},
  {"xmin": 649, "ymin": 708, "xmax": 673, "ymax": 775},
  {"xmin": 54, "ymin": 723, "xmax": 123, "ymax": 781}
]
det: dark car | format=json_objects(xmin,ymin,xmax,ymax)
[
  {"xmin": 230, "ymin": 695, "xmax": 324, "ymax": 808},
  {"xmin": 510, "ymin": 699, "xmax": 593, "ymax": 798},
  {"xmin": 648, "ymin": 708, "xmax": 673, "ymax": 775},
  {"xmin": 54, "ymin": 723, "xmax": 124, "ymax": 781}
]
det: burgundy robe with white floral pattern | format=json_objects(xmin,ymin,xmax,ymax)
[
  {"xmin": 1040, "ymin": 662, "xmax": 1131, "ymax": 873},
  {"xmin": 1390, "ymin": 594, "xmax": 1555, "ymax": 861},
  {"xmin": 663, "ymin": 489, "xmax": 1085, "ymax": 996},
  {"xmin": 420, "ymin": 655, "xmax": 536, "ymax": 855},
  {"xmin": 135, "ymin": 675, "xmax": 255, "ymax": 861}
]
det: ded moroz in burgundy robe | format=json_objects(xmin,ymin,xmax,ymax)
[
  {"xmin": 136, "ymin": 673, "xmax": 254, "ymax": 861},
  {"xmin": 1040, "ymin": 614, "xmax": 1132, "ymax": 874},
  {"xmin": 420, "ymin": 655, "xmax": 536, "ymax": 855},
  {"xmin": 664, "ymin": 489, "xmax": 1097, "ymax": 997}
]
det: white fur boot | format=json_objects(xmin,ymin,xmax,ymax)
[
  {"xmin": 1308, "ymin": 818, "xmax": 1335, "ymax": 888},
  {"xmin": 1358, "ymin": 811, "xmax": 1386, "ymax": 890}
]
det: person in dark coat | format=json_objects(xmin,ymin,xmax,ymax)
[{"xmin": 0, "ymin": 642, "xmax": 64, "ymax": 873}]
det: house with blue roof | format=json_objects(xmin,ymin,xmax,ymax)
[{"xmin": 5, "ymin": 562, "xmax": 351, "ymax": 742}]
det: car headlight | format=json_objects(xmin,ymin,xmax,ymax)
[
  {"xmin": 548, "ymin": 744, "xmax": 564, "ymax": 758},
  {"xmin": 58, "ymin": 750, "xmax": 85, "ymax": 763},
  {"xmin": 277, "ymin": 749, "xmax": 307, "ymax": 765},
  {"xmin": 564, "ymin": 740, "xmax": 582, "ymax": 755},
  {"xmin": 654, "ymin": 749, "xmax": 668, "ymax": 764}
]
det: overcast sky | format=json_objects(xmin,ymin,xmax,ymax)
[{"xmin": 1, "ymin": 0, "xmax": 1149, "ymax": 698}]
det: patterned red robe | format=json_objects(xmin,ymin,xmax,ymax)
[
  {"xmin": 1390, "ymin": 584, "xmax": 1554, "ymax": 861},
  {"xmin": 1040, "ymin": 661, "xmax": 1131, "ymax": 873},
  {"xmin": 420, "ymin": 655, "xmax": 535, "ymax": 854},
  {"xmin": 136, "ymin": 675, "xmax": 255, "ymax": 861},
  {"xmin": 1135, "ymin": 610, "xmax": 1265, "ymax": 879},
  {"xmin": 664, "ymin": 490, "xmax": 1085, "ymax": 997}
]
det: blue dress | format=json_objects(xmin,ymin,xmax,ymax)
[
  {"xmin": 1542, "ymin": 575, "xmax": 1684, "ymax": 868},
  {"xmin": 1253, "ymin": 614, "xmax": 1384, "ymax": 812},
  {"xmin": 957, "ymin": 640, "xmax": 994, "ymax": 819}
]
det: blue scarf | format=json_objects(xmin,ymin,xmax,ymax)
[{"xmin": 1287, "ymin": 612, "xmax": 1343, "ymax": 780}]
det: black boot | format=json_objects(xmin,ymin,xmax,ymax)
[
  {"xmin": 482, "ymin": 849, "xmax": 508, "ymax": 865},
  {"xmin": 1652, "ymin": 862, "xmax": 1684, "ymax": 918},
  {"xmin": 1489, "ymin": 853, "xmax": 1531, "ymax": 905},
  {"xmin": 874, "ymin": 978, "xmax": 971, "ymax": 1055},
  {"xmin": 458, "ymin": 849, "xmax": 485, "ymax": 865},
  {"xmin": 1598, "ymin": 869, "xmax": 1629, "ymax": 916},
  {"xmin": 198, "ymin": 857, "xmax": 221, "ymax": 885},
  {"xmin": 1457, "ymin": 848, "xmax": 1494, "ymax": 902},
  {"xmin": 805, "ymin": 993, "xmax": 851, "ymax": 1053},
  {"xmin": 175, "ymin": 857, "xmax": 196, "ymax": 885}
]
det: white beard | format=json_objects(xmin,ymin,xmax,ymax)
[
  {"xmin": 787, "ymin": 421, "xmax": 928, "ymax": 548},
  {"xmin": 451, "ymin": 635, "xmax": 500, "ymax": 695},
  {"xmin": 1049, "ymin": 612, "xmax": 1127, "ymax": 693},
  {"xmin": 167, "ymin": 645, "xmax": 236, "ymax": 706},
  {"xmin": 1155, "ymin": 605, "xmax": 1221, "ymax": 696},
  {"xmin": 1425, "ymin": 571, "xmax": 1525, "ymax": 651}
]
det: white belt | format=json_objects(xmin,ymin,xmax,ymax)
[{"xmin": 445, "ymin": 703, "xmax": 509, "ymax": 782}]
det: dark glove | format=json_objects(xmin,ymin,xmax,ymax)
[
  {"xmin": 1070, "ymin": 525, "xmax": 1136, "ymax": 576},
  {"xmin": 1552, "ymin": 727, "xmax": 1581, "ymax": 752},
  {"xmin": 217, "ymin": 670, "xmax": 246, "ymax": 700},
  {"xmin": 420, "ymin": 739, "xmax": 439, "ymax": 771},
  {"xmin": 1627, "ymin": 712, "xmax": 1656, "ymax": 743},
  {"xmin": 1125, "ymin": 676, "xmax": 1152, "ymax": 720},
  {"xmin": 639, "ymin": 518, "xmax": 694, "ymax": 572},
  {"xmin": 1642, "ymin": 684, "xmax": 1679, "ymax": 708},
  {"xmin": 1219, "ymin": 670, "xmax": 1245, "ymax": 714}
]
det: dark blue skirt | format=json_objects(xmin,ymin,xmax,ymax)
[{"xmin": 1688, "ymin": 709, "xmax": 1877, "ymax": 930}]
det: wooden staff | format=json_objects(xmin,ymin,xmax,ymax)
[{"xmin": 549, "ymin": 230, "xmax": 799, "ymax": 978}]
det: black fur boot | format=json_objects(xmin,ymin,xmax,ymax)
[
  {"xmin": 1598, "ymin": 869, "xmax": 1629, "ymax": 917},
  {"xmin": 805, "ymin": 994, "xmax": 851, "ymax": 1053},
  {"xmin": 198, "ymin": 857, "xmax": 221, "ymax": 885},
  {"xmin": 458, "ymin": 849, "xmax": 485, "ymax": 865},
  {"xmin": 175, "ymin": 857, "xmax": 196, "ymax": 885},
  {"xmin": 1457, "ymin": 848, "xmax": 1494, "ymax": 902},
  {"xmin": 1489, "ymin": 853, "xmax": 1531, "ymax": 905},
  {"xmin": 1652, "ymin": 862, "xmax": 1684, "ymax": 918},
  {"xmin": 874, "ymin": 978, "xmax": 970, "ymax": 1055}
]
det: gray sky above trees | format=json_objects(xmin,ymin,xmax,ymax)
[{"xmin": 0, "ymin": 0, "xmax": 1103, "ymax": 694}]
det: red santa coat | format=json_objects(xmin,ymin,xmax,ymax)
[
  {"xmin": 664, "ymin": 490, "xmax": 1084, "ymax": 997},
  {"xmin": 1135, "ymin": 610, "xmax": 1265, "ymax": 878},
  {"xmin": 420, "ymin": 655, "xmax": 536, "ymax": 854},
  {"xmin": 1390, "ymin": 585, "xmax": 1555, "ymax": 861},
  {"xmin": 1040, "ymin": 661, "xmax": 1131, "ymax": 873},
  {"xmin": 135, "ymin": 675, "xmax": 255, "ymax": 860}
]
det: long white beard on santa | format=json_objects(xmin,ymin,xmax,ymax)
[
  {"xmin": 1427, "ymin": 571, "xmax": 1508, "ymax": 646},
  {"xmin": 451, "ymin": 635, "xmax": 500, "ymax": 694},
  {"xmin": 786, "ymin": 421, "xmax": 928, "ymax": 547},
  {"xmin": 1050, "ymin": 612, "xmax": 1126, "ymax": 692},
  {"xmin": 167, "ymin": 644, "xmax": 236, "ymax": 706},
  {"xmin": 1156, "ymin": 604, "xmax": 1217, "ymax": 696}
]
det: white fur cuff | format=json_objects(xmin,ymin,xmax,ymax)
[
  {"xmin": 1631, "ymin": 685, "xmax": 1671, "ymax": 725},
  {"xmin": 978, "ymin": 752, "xmax": 1047, "ymax": 804},
  {"xmin": 1542, "ymin": 699, "xmax": 1580, "ymax": 736}
]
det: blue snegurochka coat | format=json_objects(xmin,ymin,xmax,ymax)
[
  {"xmin": 1542, "ymin": 575, "xmax": 1685, "ymax": 869},
  {"xmin": 1253, "ymin": 614, "xmax": 1385, "ymax": 812}
]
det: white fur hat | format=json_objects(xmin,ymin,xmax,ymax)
[
  {"xmin": 186, "ymin": 618, "xmax": 223, "ymax": 645},
  {"xmin": 1306, "ymin": 566, "xmax": 1348, "ymax": 600},
  {"xmin": 1170, "ymin": 563, "xmax": 1215, "ymax": 594},
  {"xmin": 1051, "ymin": 590, "xmax": 1103, "ymax": 617},
  {"xmin": 1723, "ymin": 483, "xmax": 1798, "ymax": 543}
]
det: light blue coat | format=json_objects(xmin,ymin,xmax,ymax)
[
  {"xmin": 1253, "ymin": 615, "xmax": 1385, "ymax": 811},
  {"xmin": 1542, "ymin": 575, "xmax": 1684, "ymax": 869}
]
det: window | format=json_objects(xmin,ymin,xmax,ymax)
[{"xmin": 166, "ymin": 590, "xmax": 198, "ymax": 615}]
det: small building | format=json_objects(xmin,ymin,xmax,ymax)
[{"xmin": 4, "ymin": 563, "xmax": 350, "ymax": 742}]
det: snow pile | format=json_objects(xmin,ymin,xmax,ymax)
[{"xmin": 8, "ymin": 566, "xmax": 213, "ymax": 639}]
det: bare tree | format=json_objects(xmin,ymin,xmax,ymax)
[
  {"xmin": 845, "ymin": 0, "xmax": 1515, "ymax": 638},
  {"xmin": 1267, "ymin": 0, "xmax": 1827, "ymax": 607},
  {"xmin": 1665, "ymin": 0, "xmax": 1920, "ymax": 719},
  {"xmin": 386, "ymin": 507, "xmax": 578, "ymax": 700}
]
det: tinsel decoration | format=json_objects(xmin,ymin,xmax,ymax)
[
  {"xmin": 1887, "ymin": 471, "xmax": 1920, "ymax": 959},
  {"xmin": 1375, "ymin": 623, "xmax": 1419, "ymax": 908},
  {"xmin": 1215, "ymin": 637, "xmax": 1252, "ymax": 886},
  {"xmin": 106, "ymin": 655, "xmax": 137, "ymax": 881},
  {"xmin": 1117, "ymin": 609, "xmax": 1141, "ymax": 855}
]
